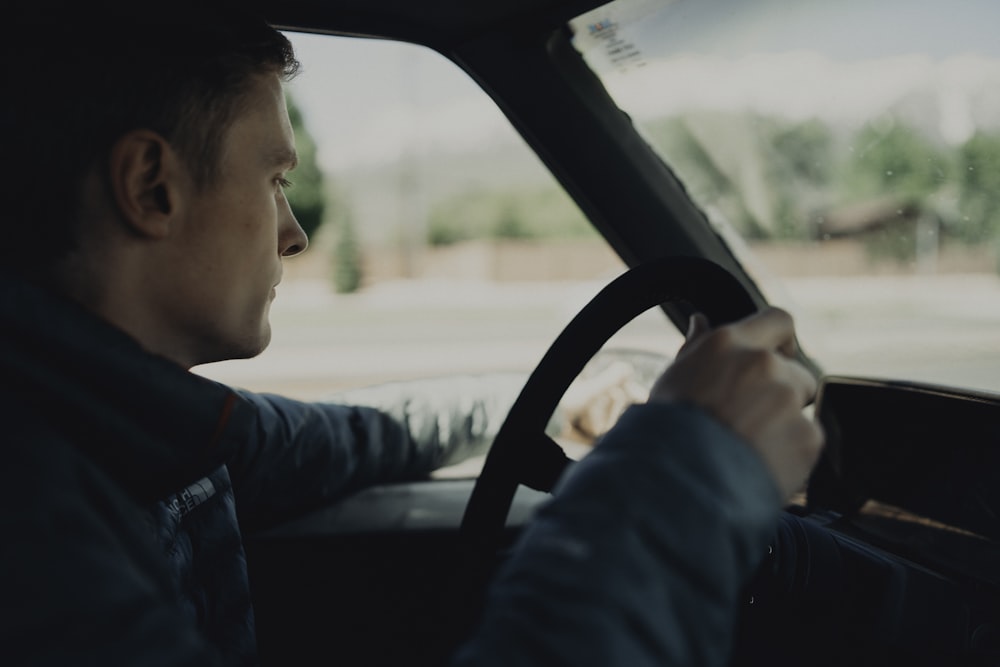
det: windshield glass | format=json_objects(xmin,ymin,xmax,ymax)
[{"xmin": 571, "ymin": 0, "xmax": 1000, "ymax": 393}]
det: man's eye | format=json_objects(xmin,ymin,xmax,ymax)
[{"xmin": 277, "ymin": 177, "xmax": 293, "ymax": 190}]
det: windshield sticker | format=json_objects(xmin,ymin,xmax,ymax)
[
  {"xmin": 590, "ymin": 19, "xmax": 646, "ymax": 73},
  {"xmin": 571, "ymin": 0, "xmax": 672, "ymax": 74}
]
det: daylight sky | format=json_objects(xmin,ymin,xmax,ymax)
[{"xmin": 283, "ymin": 0, "xmax": 1000, "ymax": 173}]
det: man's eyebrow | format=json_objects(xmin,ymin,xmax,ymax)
[{"xmin": 267, "ymin": 147, "xmax": 299, "ymax": 169}]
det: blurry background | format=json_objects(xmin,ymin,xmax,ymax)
[{"xmin": 195, "ymin": 0, "xmax": 1000, "ymax": 399}]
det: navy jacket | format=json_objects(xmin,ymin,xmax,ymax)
[
  {"xmin": 0, "ymin": 279, "xmax": 504, "ymax": 665},
  {"xmin": 0, "ymin": 278, "xmax": 783, "ymax": 666},
  {"xmin": 452, "ymin": 404, "xmax": 783, "ymax": 665}
]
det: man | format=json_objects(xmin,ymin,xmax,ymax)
[{"xmin": 0, "ymin": 4, "xmax": 822, "ymax": 666}]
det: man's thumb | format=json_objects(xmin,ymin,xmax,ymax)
[{"xmin": 686, "ymin": 312, "xmax": 710, "ymax": 342}]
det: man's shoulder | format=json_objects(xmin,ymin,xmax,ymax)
[{"xmin": 3, "ymin": 416, "xmax": 106, "ymax": 497}]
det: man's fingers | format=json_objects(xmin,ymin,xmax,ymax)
[
  {"xmin": 776, "ymin": 354, "xmax": 819, "ymax": 406},
  {"xmin": 686, "ymin": 312, "xmax": 710, "ymax": 342},
  {"xmin": 677, "ymin": 312, "xmax": 711, "ymax": 356},
  {"xmin": 684, "ymin": 313, "xmax": 712, "ymax": 345},
  {"xmin": 730, "ymin": 307, "xmax": 798, "ymax": 353}
]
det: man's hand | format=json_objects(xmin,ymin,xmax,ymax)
[{"xmin": 648, "ymin": 307, "xmax": 824, "ymax": 500}]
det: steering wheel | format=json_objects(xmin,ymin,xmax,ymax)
[{"xmin": 459, "ymin": 255, "xmax": 759, "ymax": 549}]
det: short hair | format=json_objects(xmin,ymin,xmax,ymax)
[{"xmin": 2, "ymin": 1, "xmax": 300, "ymax": 273}]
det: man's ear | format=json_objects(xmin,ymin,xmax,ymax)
[{"xmin": 106, "ymin": 130, "xmax": 184, "ymax": 238}]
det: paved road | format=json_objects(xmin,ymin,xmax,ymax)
[{"xmin": 194, "ymin": 273, "xmax": 1000, "ymax": 400}]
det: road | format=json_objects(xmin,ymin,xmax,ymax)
[{"xmin": 194, "ymin": 273, "xmax": 1000, "ymax": 400}]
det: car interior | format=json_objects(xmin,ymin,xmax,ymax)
[{"xmin": 194, "ymin": 0, "xmax": 1000, "ymax": 664}]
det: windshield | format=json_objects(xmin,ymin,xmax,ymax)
[{"xmin": 571, "ymin": 0, "xmax": 1000, "ymax": 394}]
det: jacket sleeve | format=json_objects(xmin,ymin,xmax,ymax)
[
  {"xmin": 450, "ymin": 402, "xmax": 784, "ymax": 667},
  {"xmin": 227, "ymin": 373, "xmax": 524, "ymax": 531}
]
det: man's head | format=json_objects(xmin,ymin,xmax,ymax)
[{"xmin": 4, "ymin": 2, "xmax": 310, "ymax": 367}]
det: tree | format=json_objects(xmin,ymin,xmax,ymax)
[
  {"xmin": 426, "ymin": 186, "xmax": 594, "ymax": 246},
  {"xmin": 762, "ymin": 116, "xmax": 836, "ymax": 239},
  {"xmin": 284, "ymin": 93, "xmax": 327, "ymax": 240},
  {"xmin": 956, "ymin": 130, "xmax": 1000, "ymax": 244},
  {"xmin": 844, "ymin": 120, "xmax": 949, "ymax": 202},
  {"xmin": 332, "ymin": 209, "xmax": 363, "ymax": 294}
]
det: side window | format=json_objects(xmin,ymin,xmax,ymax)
[{"xmin": 194, "ymin": 33, "xmax": 683, "ymax": 458}]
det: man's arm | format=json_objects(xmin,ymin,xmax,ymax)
[
  {"xmin": 451, "ymin": 403, "xmax": 783, "ymax": 666},
  {"xmin": 452, "ymin": 308, "xmax": 824, "ymax": 666},
  {"xmin": 226, "ymin": 373, "xmax": 524, "ymax": 531}
]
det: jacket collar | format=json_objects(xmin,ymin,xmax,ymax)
[{"xmin": 0, "ymin": 277, "xmax": 256, "ymax": 503}]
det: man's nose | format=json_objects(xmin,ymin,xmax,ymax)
[{"xmin": 279, "ymin": 198, "xmax": 309, "ymax": 257}]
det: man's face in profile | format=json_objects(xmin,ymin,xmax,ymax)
[{"xmin": 159, "ymin": 72, "xmax": 309, "ymax": 367}]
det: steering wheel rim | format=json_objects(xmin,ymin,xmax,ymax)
[{"xmin": 459, "ymin": 255, "xmax": 760, "ymax": 549}]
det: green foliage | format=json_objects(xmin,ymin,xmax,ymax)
[
  {"xmin": 284, "ymin": 94, "xmax": 327, "ymax": 241},
  {"xmin": 427, "ymin": 186, "xmax": 596, "ymax": 246},
  {"xmin": 761, "ymin": 117, "xmax": 835, "ymax": 239},
  {"xmin": 845, "ymin": 120, "xmax": 950, "ymax": 201},
  {"xmin": 644, "ymin": 113, "xmax": 836, "ymax": 240},
  {"xmin": 768, "ymin": 118, "xmax": 834, "ymax": 186},
  {"xmin": 332, "ymin": 208, "xmax": 363, "ymax": 294},
  {"xmin": 955, "ymin": 131, "xmax": 1000, "ymax": 243},
  {"xmin": 640, "ymin": 110, "xmax": 1000, "ymax": 255},
  {"xmin": 493, "ymin": 202, "xmax": 530, "ymax": 239}
]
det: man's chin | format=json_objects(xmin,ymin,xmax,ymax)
[
  {"xmin": 240, "ymin": 326, "xmax": 272, "ymax": 360},
  {"xmin": 196, "ymin": 326, "xmax": 272, "ymax": 367}
]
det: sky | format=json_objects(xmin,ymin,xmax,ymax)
[
  {"xmin": 282, "ymin": 0, "xmax": 1000, "ymax": 174},
  {"xmin": 575, "ymin": 0, "xmax": 1000, "ymax": 62},
  {"xmin": 283, "ymin": 33, "xmax": 510, "ymax": 172}
]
